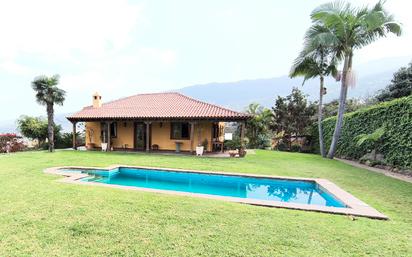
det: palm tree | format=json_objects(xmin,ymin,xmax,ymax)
[
  {"xmin": 245, "ymin": 103, "xmax": 272, "ymax": 149},
  {"xmin": 32, "ymin": 75, "xmax": 66, "ymax": 152},
  {"xmin": 311, "ymin": 1, "xmax": 401, "ymax": 159},
  {"xmin": 356, "ymin": 125, "xmax": 385, "ymax": 161},
  {"xmin": 290, "ymin": 24, "xmax": 339, "ymax": 157}
]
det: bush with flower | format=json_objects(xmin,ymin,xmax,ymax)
[{"xmin": 0, "ymin": 133, "xmax": 25, "ymax": 153}]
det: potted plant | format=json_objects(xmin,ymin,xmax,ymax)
[
  {"xmin": 238, "ymin": 147, "xmax": 247, "ymax": 158},
  {"xmin": 195, "ymin": 144, "xmax": 203, "ymax": 156},
  {"xmin": 100, "ymin": 131, "xmax": 108, "ymax": 152},
  {"xmin": 202, "ymin": 138, "xmax": 208, "ymax": 151},
  {"xmin": 196, "ymin": 139, "xmax": 208, "ymax": 156}
]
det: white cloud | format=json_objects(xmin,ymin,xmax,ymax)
[
  {"xmin": 0, "ymin": 0, "xmax": 180, "ymax": 118},
  {"xmin": 58, "ymin": 46, "xmax": 178, "ymax": 92},
  {"xmin": 0, "ymin": 0, "xmax": 142, "ymax": 61}
]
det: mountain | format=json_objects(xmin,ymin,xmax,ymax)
[
  {"xmin": 178, "ymin": 56, "xmax": 411, "ymax": 111},
  {"xmin": 1, "ymin": 56, "xmax": 410, "ymax": 134}
]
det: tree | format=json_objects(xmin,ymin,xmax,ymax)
[
  {"xmin": 287, "ymin": 88, "xmax": 317, "ymax": 138},
  {"xmin": 272, "ymin": 96, "xmax": 290, "ymax": 135},
  {"xmin": 31, "ymin": 75, "xmax": 66, "ymax": 152},
  {"xmin": 17, "ymin": 116, "xmax": 48, "ymax": 146},
  {"xmin": 17, "ymin": 116, "xmax": 63, "ymax": 148},
  {"xmin": 311, "ymin": 1, "xmax": 401, "ymax": 158},
  {"xmin": 17, "ymin": 116, "xmax": 62, "ymax": 148},
  {"xmin": 290, "ymin": 23, "xmax": 338, "ymax": 157},
  {"xmin": 272, "ymin": 88, "xmax": 316, "ymax": 149},
  {"xmin": 376, "ymin": 61, "xmax": 412, "ymax": 102},
  {"xmin": 245, "ymin": 103, "xmax": 272, "ymax": 149}
]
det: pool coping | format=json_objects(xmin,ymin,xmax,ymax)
[{"xmin": 44, "ymin": 165, "xmax": 388, "ymax": 220}]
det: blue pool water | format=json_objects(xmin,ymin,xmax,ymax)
[{"xmin": 61, "ymin": 167, "xmax": 345, "ymax": 207}]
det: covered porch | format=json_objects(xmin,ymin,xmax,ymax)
[{"xmin": 70, "ymin": 119, "xmax": 246, "ymax": 154}]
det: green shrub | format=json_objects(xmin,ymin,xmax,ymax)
[
  {"xmin": 55, "ymin": 132, "xmax": 74, "ymax": 149},
  {"xmin": 224, "ymin": 137, "xmax": 241, "ymax": 150},
  {"xmin": 247, "ymin": 133, "xmax": 271, "ymax": 149},
  {"xmin": 312, "ymin": 96, "xmax": 412, "ymax": 168},
  {"xmin": 290, "ymin": 144, "xmax": 302, "ymax": 152},
  {"xmin": 276, "ymin": 139, "xmax": 289, "ymax": 151},
  {"xmin": 53, "ymin": 132, "xmax": 85, "ymax": 149}
]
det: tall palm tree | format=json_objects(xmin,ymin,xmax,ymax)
[
  {"xmin": 290, "ymin": 24, "xmax": 339, "ymax": 157},
  {"xmin": 32, "ymin": 75, "xmax": 66, "ymax": 152},
  {"xmin": 311, "ymin": 0, "xmax": 402, "ymax": 159}
]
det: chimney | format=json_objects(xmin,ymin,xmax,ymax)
[{"xmin": 92, "ymin": 92, "xmax": 102, "ymax": 108}]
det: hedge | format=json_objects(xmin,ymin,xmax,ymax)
[{"xmin": 312, "ymin": 96, "xmax": 412, "ymax": 168}]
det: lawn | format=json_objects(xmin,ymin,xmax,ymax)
[{"xmin": 0, "ymin": 150, "xmax": 411, "ymax": 256}]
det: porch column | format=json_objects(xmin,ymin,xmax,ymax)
[
  {"xmin": 107, "ymin": 121, "xmax": 111, "ymax": 151},
  {"xmin": 72, "ymin": 122, "xmax": 77, "ymax": 150},
  {"xmin": 190, "ymin": 122, "xmax": 195, "ymax": 154},
  {"xmin": 145, "ymin": 121, "xmax": 151, "ymax": 152},
  {"xmin": 240, "ymin": 121, "xmax": 245, "ymax": 148}
]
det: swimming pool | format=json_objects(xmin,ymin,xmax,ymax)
[
  {"xmin": 48, "ymin": 165, "xmax": 388, "ymax": 219},
  {"xmin": 60, "ymin": 167, "xmax": 345, "ymax": 207}
]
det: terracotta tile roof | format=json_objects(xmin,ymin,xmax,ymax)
[{"xmin": 67, "ymin": 92, "xmax": 251, "ymax": 121}]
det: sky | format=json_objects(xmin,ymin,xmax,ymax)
[{"xmin": 0, "ymin": 0, "xmax": 411, "ymax": 120}]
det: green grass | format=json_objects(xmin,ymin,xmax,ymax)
[{"xmin": 0, "ymin": 150, "xmax": 411, "ymax": 256}]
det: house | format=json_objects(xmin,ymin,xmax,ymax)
[{"xmin": 67, "ymin": 92, "xmax": 250, "ymax": 153}]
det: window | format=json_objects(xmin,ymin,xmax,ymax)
[
  {"xmin": 170, "ymin": 122, "xmax": 190, "ymax": 140},
  {"xmin": 110, "ymin": 122, "xmax": 117, "ymax": 138},
  {"xmin": 212, "ymin": 123, "xmax": 219, "ymax": 139}
]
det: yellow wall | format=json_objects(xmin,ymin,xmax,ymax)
[
  {"xmin": 85, "ymin": 121, "xmax": 224, "ymax": 152},
  {"xmin": 218, "ymin": 122, "xmax": 225, "ymax": 142},
  {"xmin": 111, "ymin": 121, "xmax": 134, "ymax": 149},
  {"xmin": 85, "ymin": 122, "xmax": 101, "ymax": 147},
  {"xmin": 195, "ymin": 122, "xmax": 213, "ymax": 152},
  {"xmin": 85, "ymin": 121, "xmax": 134, "ymax": 149}
]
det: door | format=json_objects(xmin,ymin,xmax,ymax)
[{"xmin": 134, "ymin": 122, "xmax": 146, "ymax": 150}]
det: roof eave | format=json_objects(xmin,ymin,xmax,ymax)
[{"xmin": 66, "ymin": 116, "xmax": 251, "ymax": 122}]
